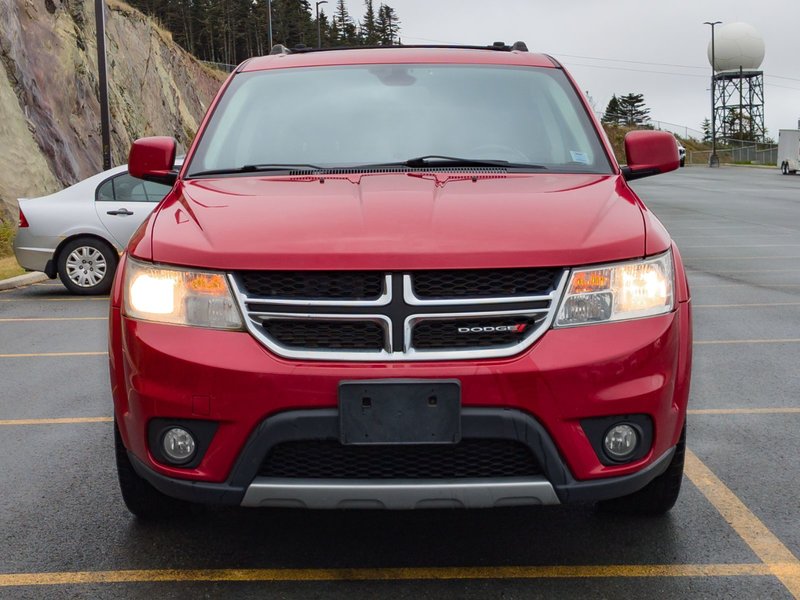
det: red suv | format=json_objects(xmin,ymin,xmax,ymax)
[{"xmin": 110, "ymin": 43, "xmax": 691, "ymax": 518}]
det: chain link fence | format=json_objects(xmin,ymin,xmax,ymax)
[{"xmin": 687, "ymin": 142, "xmax": 778, "ymax": 166}]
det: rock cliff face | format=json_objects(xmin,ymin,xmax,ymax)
[{"xmin": 0, "ymin": 0, "xmax": 224, "ymax": 218}]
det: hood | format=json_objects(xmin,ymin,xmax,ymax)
[{"xmin": 144, "ymin": 172, "xmax": 646, "ymax": 271}]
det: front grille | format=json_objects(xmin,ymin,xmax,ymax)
[
  {"xmin": 412, "ymin": 316, "xmax": 543, "ymax": 349},
  {"xmin": 239, "ymin": 271, "xmax": 384, "ymax": 300},
  {"xmin": 232, "ymin": 268, "xmax": 566, "ymax": 360},
  {"xmin": 261, "ymin": 319, "xmax": 385, "ymax": 351},
  {"xmin": 412, "ymin": 268, "xmax": 561, "ymax": 299},
  {"xmin": 258, "ymin": 439, "xmax": 541, "ymax": 479}
]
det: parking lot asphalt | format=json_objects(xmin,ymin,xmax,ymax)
[{"xmin": 1, "ymin": 165, "xmax": 799, "ymax": 599}]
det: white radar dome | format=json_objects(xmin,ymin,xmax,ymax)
[{"xmin": 707, "ymin": 22, "xmax": 765, "ymax": 73}]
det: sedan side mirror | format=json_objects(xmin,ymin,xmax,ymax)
[
  {"xmin": 128, "ymin": 137, "xmax": 178, "ymax": 186},
  {"xmin": 621, "ymin": 130, "xmax": 680, "ymax": 181}
]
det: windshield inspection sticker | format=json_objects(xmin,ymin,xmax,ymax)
[{"xmin": 570, "ymin": 151, "xmax": 590, "ymax": 164}]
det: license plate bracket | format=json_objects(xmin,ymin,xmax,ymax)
[{"xmin": 339, "ymin": 379, "xmax": 461, "ymax": 445}]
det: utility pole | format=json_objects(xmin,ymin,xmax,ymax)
[
  {"xmin": 95, "ymin": 0, "xmax": 111, "ymax": 170},
  {"xmin": 705, "ymin": 20, "xmax": 722, "ymax": 168},
  {"xmin": 316, "ymin": 1, "xmax": 328, "ymax": 48}
]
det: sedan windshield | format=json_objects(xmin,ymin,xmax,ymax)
[{"xmin": 187, "ymin": 64, "xmax": 611, "ymax": 176}]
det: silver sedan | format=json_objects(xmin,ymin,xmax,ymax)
[{"xmin": 14, "ymin": 164, "xmax": 175, "ymax": 294}]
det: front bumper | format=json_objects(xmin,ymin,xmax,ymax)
[
  {"xmin": 128, "ymin": 408, "xmax": 675, "ymax": 509},
  {"xmin": 111, "ymin": 301, "xmax": 691, "ymax": 507}
]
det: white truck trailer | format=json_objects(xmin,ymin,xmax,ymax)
[{"xmin": 778, "ymin": 129, "xmax": 800, "ymax": 174}]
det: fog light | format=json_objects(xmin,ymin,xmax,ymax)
[
  {"xmin": 603, "ymin": 424, "xmax": 638, "ymax": 461},
  {"xmin": 162, "ymin": 427, "xmax": 196, "ymax": 464}
]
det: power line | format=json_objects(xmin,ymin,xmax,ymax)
[
  {"xmin": 403, "ymin": 34, "xmax": 800, "ymax": 88},
  {"xmin": 555, "ymin": 52, "xmax": 707, "ymax": 71},
  {"xmin": 563, "ymin": 61, "xmax": 709, "ymax": 79}
]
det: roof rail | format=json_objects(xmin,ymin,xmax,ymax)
[{"xmin": 271, "ymin": 43, "xmax": 530, "ymax": 55}]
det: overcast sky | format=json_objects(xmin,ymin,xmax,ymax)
[{"xmin": 338, "ymin": 0, "xmax": 800, "ymax": 140}]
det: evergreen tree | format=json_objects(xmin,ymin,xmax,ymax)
[
  {"xmin": 376, "ymin": 4, "xmax": 400, "ymax": 45},
  {"xmin": 617, "ymin": 93, "xmax": 650, "ymax": 127},
  {"xmin": 317, "ymin": 9, "xmax": 333, "ymax": 47},
  {"xmin": 701, "ymin": 118, "xmax": 712, "ymax": 143},
  {"xmin": 601, "ymin": 95, "xmax": 622, "ymax": 125},
  {"xmin": 361, "ymin": 0, "xmax": 380, "ymax": 45},
  {"xmin": 334, "ymin": 0, "xmax": 358, "ymax": 45},
  {"xmin": 125, "ymin": 0, "xmax": 402, "ymax": 63}
]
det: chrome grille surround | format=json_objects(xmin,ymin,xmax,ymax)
[{"xmin": 229, "ymin": 270, "xmax": 569, "ymax": 361}]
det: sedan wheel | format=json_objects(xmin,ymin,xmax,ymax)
[{"xmin": 57, "ymin": 238, "xmax": 117, "ymax": 295}]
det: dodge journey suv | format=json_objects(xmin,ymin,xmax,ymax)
[{"xmin": 110, "ymin": 42, "xmax": 691, "ymax": 518}]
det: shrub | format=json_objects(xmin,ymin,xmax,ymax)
[{"xmin": 0, "ymin": 217, "xmax": 15, "ymax": 258}]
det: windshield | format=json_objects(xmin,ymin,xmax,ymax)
[{"xmin": 186, "ymin": 64, "xmax": 612, "ymax": 176}]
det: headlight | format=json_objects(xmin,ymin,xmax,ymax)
[
  {"xmin": 555, "ymin": 251, "xmax": 674, "ymax": 326},
  {"xmin": 123, "ymin": 258, "xmax": 243, "ymax": 329}
]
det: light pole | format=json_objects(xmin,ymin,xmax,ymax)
[
  {"xmin": 705, "ymin": 20, "xmax": 722, "ymax": 167},
  {"xmin": 94, "ymin": 0, "xmax": 111, "ymax": 170},
  {"xmin": 267, "ymin": 0, "xmax": 273, "ymax": 51},
  {"xmin": 316, "ymin": 1, "xmax": 328, "ymax": 48}
]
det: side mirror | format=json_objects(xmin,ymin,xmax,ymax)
[
  {"xmin": 621, "ymin": 130, "xmax": 680, "ymax": 181},
  {"xmin": 128, "ymin": 137, "xmax": 178, "ymax": 185}
]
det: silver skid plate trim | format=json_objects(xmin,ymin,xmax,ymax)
[{"xmin": 241, "ymin": 477, "xmax": 561, "ymax": 509}]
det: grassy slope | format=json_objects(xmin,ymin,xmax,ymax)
[
  {"xmin": 0, "ymin": 256, "xmax": 23, "ymax": 280},
  {"xmin": 0, "ymin": 218, "xmax": 23, "ymax": 279},
  {"xmin": 602, "ymin": 124, "xmax": 710, "ymax": 165}
]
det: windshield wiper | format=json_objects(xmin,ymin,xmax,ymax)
[
  {"xmin": 187, "ymin": 164, "xmax": 323, "ymax": 178},
  {"xmin": 345, "ymin": 155, "xmax": 546, "ymax": 170},
  {"xmin": 404, "ymin": 155, "xmax": 545, "ymax": 169}
]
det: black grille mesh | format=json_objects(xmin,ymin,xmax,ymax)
[
  {"xmin": 259, "ymin": 439, "xmax": 541, "ymax": 479},
  {"xmin": 412, "ymin": 269, "xmax": 560, "ymax": 299},
  {"xmin": 262, "ymin": 319, "xmax": 385, "ymax": 350},
  {"xmin": 240, "ymin": 271, "xmax": 384, "ymax": 300},
  {"xmin": 412, "ymin": 316, "xmax": 542, "ymax": 349}
]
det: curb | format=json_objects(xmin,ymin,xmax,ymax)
[{"xmin": 0, "ymin": 271, "xmax": 49, "ymax": 291}]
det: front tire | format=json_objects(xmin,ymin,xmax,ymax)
[
  {"xmin": 596, "ymin": 422, "xmax": 686, "ymax": 516},
  {"xmin": 57, "ymin": 237, "xmax": 117, "ymax": 295},
  {"xmin": 115, "ymin": 423, "xmax": 189, "ymax": 519}
]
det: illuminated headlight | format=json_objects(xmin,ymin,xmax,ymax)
[
  {"xmin": 555, "ymin": 251, "xmax": 674, "ymax": 326},
  {"xmin": 123, "ymin": 258, "xmax": 243, "ymax": 329}
]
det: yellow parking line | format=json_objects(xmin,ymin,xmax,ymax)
[
  {"xmin": 0, "ymin": 317, "xmax": 106, "ymax": 323},
  {"xmin": 682, "ymin": 244, "xmax": 800, "ymax": 248},
  {"xmin": 685, "ymin": 450, "xmax": 800, "ymax": 597},
  {"xmin": 0, "ymin": 417, "xmax": 113, "ymax": 426},
  {"xmin": 693, "ymin": 302, "xmax": 800, "ymax": 308},
  {"xmin": 677, "ymin": 236, "xmax": 796, "ymax": 240},
  {"xmin": 0, "ymin": 563, "xmax": 782, "ymax": 587},
  {"xmin": 690, "ymin": 269, "xmax": 800, "ymax": 274},
  {"xmin": 689, "ymin": 408, "xmax": 800, "ymax": 415},
  {"xmin": 695, "ymin": 339, "xmax": 800, "ymax": 345},
  {"xmin": 690, "ymin": 284, "xmax": 800, "ymax": 288},
  {"xmin": 0, "ymin": 297, "xmax": 108, "ymax": 302},
  {"xmin": 687, "ymin": 256, "xmax": 800, "ymax": 260},
  {"xmin": 0, "ymin": 352, "xmax": 107, "ymax": 359}
]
